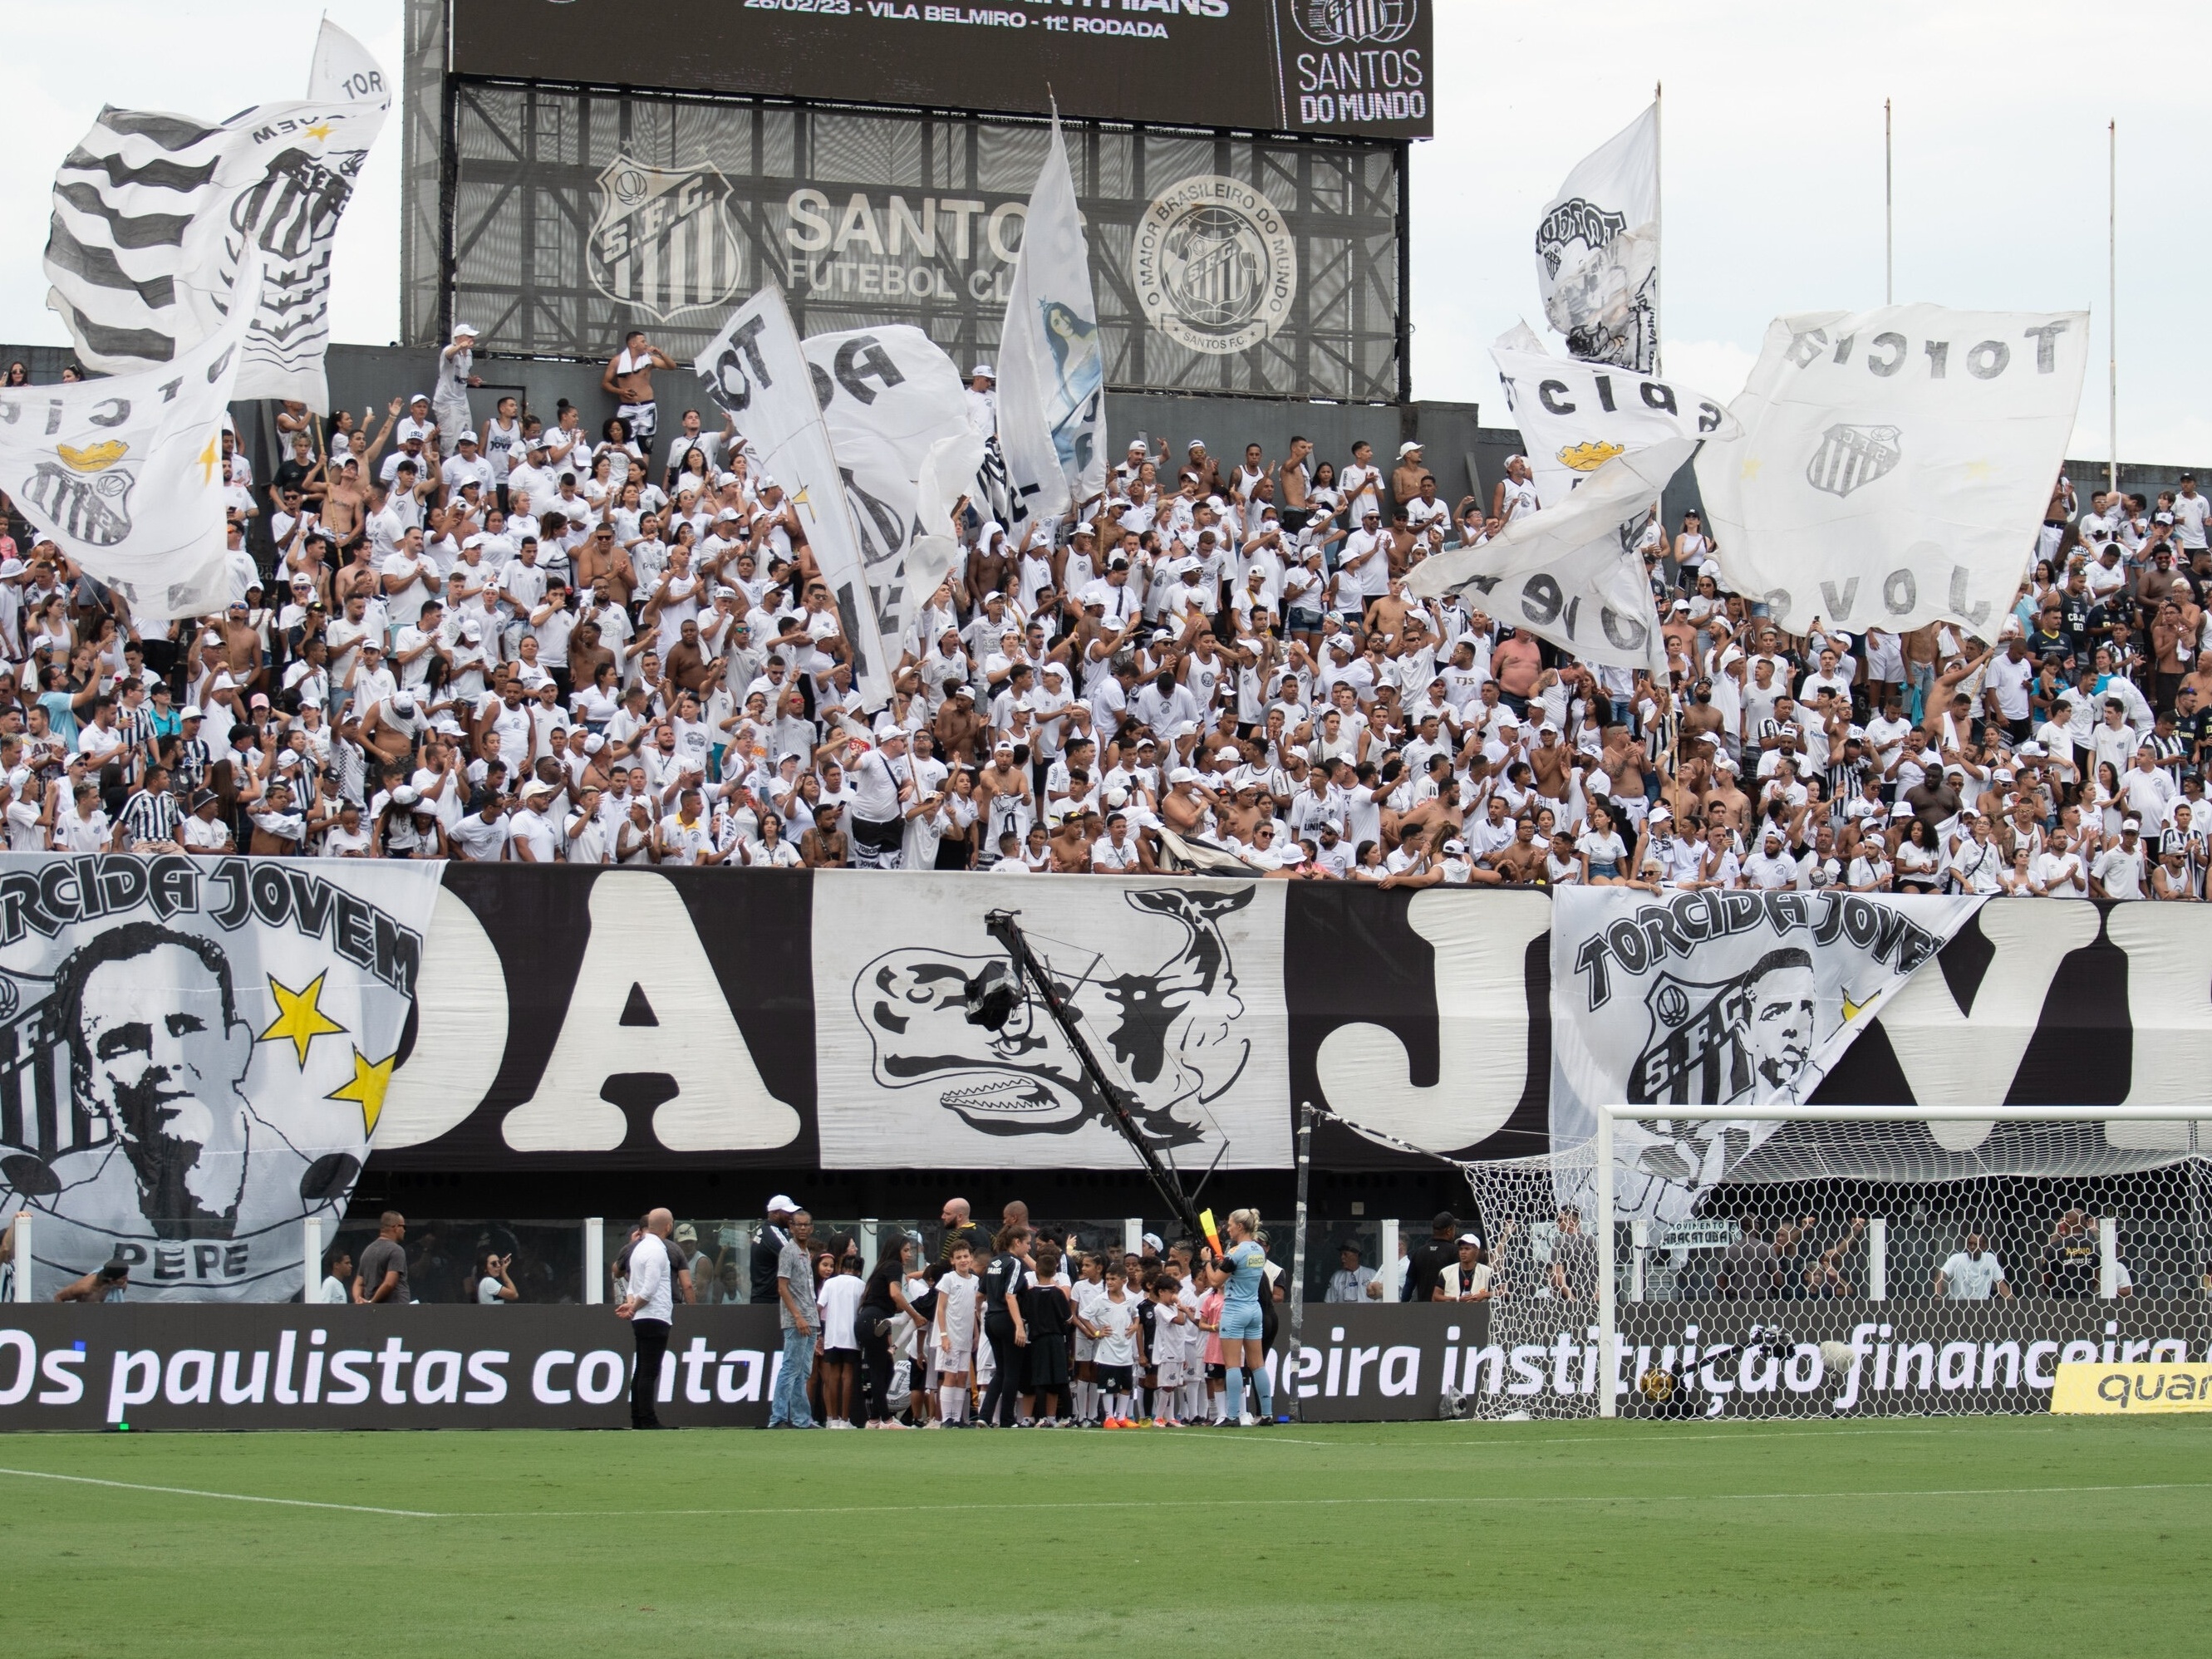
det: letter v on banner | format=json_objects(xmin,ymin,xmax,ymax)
[{"xmin": 695, "ymin": 287, "xmax": 893, "ymax": 709}]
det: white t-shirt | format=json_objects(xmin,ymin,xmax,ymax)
[
  {"xmin": 817, "ymin": 1273, "xmax": 863, "ymax": 1350},
  {"xmin": 1938, "ymin": 1249, "xmax": 2006, "ymax": 1300}
]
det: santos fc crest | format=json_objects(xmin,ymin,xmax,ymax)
[{"xmin": 587, "ymin": 158, "xmax": 745, "ymax": 323}]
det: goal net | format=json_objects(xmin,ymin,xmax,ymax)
[{"xmin": 1452, "ymin": 1108, "xmax": 2212, "ymax": 1421}]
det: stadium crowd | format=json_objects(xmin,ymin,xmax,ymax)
[{"xmin": 1, "ymin": 337, "xmax": 2209, "ymax": 898}]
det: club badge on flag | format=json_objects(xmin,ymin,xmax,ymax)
[
  {"xmin": 1695, "ymin": 305, "xmax": 2089, "ymax": 635},
  {"xmin": 0, "ymin": 258, "xmax": 263, "ymax": 621},
  {"xmin": 42, "ymin": 22, "xmax": 389, "ymax": 414},
  {"xmin": 587, "ymin": 157, "xmax": 745, "ymax": 322}
]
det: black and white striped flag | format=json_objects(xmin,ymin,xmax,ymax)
[{"xmin": 41, "ymin": 21, "xmax": 387, "ymax": 413}]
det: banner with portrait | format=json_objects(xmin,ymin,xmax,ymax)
[
  {"xmin": 1549, "ymin": 887, "xmax": 1983, "ymax": 1220},
  {"xmin": 0, "ymin": 856, "xmax": 441, "ymax": 1301}
]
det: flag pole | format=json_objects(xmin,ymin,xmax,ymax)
[
  {"xmin": 1653, "ymin": 81, "xmax": 1663, "ymax": 376},
  {"xmin": 2109, "ymin": 119, "xmax": 2118, "ymax": 501},
  {"xmin": 1884, "ymin": 99, "xmax": 1893, "ymax": 306}
]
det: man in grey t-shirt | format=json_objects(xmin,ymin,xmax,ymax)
[
  {"xmin": 768, "ymin": 1210, "xmax": 817, "ymax": 1428},
  {"xmin": 356, "ymin": 1212, "xmax": 410, "ymax": 1303}
]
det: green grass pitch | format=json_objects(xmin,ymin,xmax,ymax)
[{"xmin": 2, "ymin": 1416, "xmax": 2205, "ymax": 1655}]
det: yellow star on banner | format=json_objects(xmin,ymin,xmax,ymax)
[
  {"xmin": 1738, "ymin": 456, "xmax": 1764, "ymax": 482},
  {"xmin": 305, "ymin": 122, "xmax": 332, "ymax": 141},
  {"xmin": 790, "ymin": 483, "xmax": 815, "ymax": 521},
  {"xmin": 198, "ymin": 431, "xmax": 220, "ymax": 487},
  {"xmin": 258, "ymin": 971, "xmax": 347, "ymax": 1067},
  {"xmin": 1842, "ymin": 988, "xmax": 1882, "ymax": 1022},
  {"xmin": 328, "ymin": 1048, "xmax": 398, "ymax": 1138}
]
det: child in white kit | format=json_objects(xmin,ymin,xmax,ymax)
[
  {"xmin": 1070, "ymin": 1252, "xmax": 1105, "ymax": 1426},
  {"xmin": 1149, "ymin": 1274, "xmax": 1189, "ymax": 1425},
  {"xmin": 931, "ymin": 1241, "xmax": 981, "ymax": 1426},
  {"xmin": 1081, "ymin": 1262, "xmax": 1144, "ymax": 1424}
]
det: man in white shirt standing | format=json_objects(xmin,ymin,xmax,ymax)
[
  {"xmin": 1934, "ymin": 1233, "xmax": 2011, "ymax": 1300},
  {"xmin": 614, "ymin": 1206, "xmax": 676, "ymax": 1429}
]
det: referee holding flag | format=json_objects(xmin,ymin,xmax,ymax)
[{"xmin": 616, "ymin": 1207, "xmax": 676, "ymax": 1429}]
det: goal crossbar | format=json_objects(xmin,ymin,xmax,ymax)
[{"xmin": 1590, "ymin": 1102, "xmax": 2211, "ymax": 1418}]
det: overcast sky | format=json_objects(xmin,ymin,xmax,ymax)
[{"xmin": 3, "ymin": 1, "xmax": 2199, "ymax": 464}]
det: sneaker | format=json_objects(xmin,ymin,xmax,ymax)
[
  {"xmin": 1237, "ymin": 1412, "xmax": 1258, "ymax": 1427},
  {"xmin": 922, "ymin": 1420, "xmax": 944, "ymax": 1430}
]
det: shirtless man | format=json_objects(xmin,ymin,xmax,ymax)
[
  {"xmin": 1390, "ymin": 441, "xmax": 1428, "ymax": 518},
  {"xmin": 602, "ymin": 329, "xmax": 681, "ymax": 458}
]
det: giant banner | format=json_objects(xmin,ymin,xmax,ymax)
[
  {"xmin": 17, "ymin": 861, "xmax": 2212, "ymax": 1303},
  {"xmin": 0, "ymin": 857, "xmax": 442, "ymax": 1300}
]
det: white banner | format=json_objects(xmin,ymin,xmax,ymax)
[
  {"xmin": 43, "ymin": 23, "xmax": 388, "ymax": 413},
  {"xmin": 0, "ymin": 856, "xmax": 443, "ymax": 1300},
  {"xmin": 812, "ymin": 872, "xmax": 1289, "ymax": 1169},
  {"xmin": 995, "ymin": 111, "xmax": 1109, "ymax": 528},
  {"xmin": 1549, "ymin": 887, "xmax": 1982, "ymax": 1220},
  {"xmin": 801, "ymin": 323, "xmax": 977, "ymax": 658},
  {"xmin": 1535, "ymin": 104, "xmax": 1658, "ymax": 370},
  {"xmin": 1493, "ymin": 325, "xmax": 1735, "ymax": 508},
  {"xmin": 696, "ymin": 287, "xmax": 892, "ymax": 708},
  {"xmin": 1407, "ymin": 436, "xmax": 1682, "ymax": 675},
  {"xmin": 0, "ymin": 263, "xmax": 260, "ymax": 621},
  {"xmin": 1694, "ymin": 304, "xmax": 2089, "ymax": 636}
]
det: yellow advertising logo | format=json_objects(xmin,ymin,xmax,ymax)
[
  {"xmin": 1556, "ymin": 440, "xmax": 1623, "ymax": 474},
  {"xmin": 2051, "ymin": 1362, "xmax": 2212, "ymax": 1414}
]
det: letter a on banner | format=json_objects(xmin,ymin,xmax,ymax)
[
  {"xmin": 695, "ymin": 287, "xmax": 893, "ymax": 709},
  {"xmin": 501, "ymin": 874, "xmax": 802, "ymax": 1153}
]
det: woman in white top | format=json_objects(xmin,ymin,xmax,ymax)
[
  {"xmin": 476, "ymin": 1250, "xmax": 519, "ymax": 1303},
  {"xmin": 745, "ymin": 812, "xmax": 804, "ymax": 868},
  {"xmin": 1894, "ymin": 817, "xmax": 1941, "ymax": 894}
]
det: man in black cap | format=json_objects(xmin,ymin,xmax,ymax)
[{"xmin": 1403, "ymin": 1210, "xmax": 1460, "ymax": 1303}]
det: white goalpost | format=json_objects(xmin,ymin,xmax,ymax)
[{"xmin": 1452, "ymin": 1102, "xmax": 2212, "ymax": 1421}]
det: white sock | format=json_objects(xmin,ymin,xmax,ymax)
[
  {"xmin": 939, "ymin": 1386, "xmax": 961, "ymax": 1423},
  {"xmin": 1074, "ymin": 1380, "xmax": 1094, "ymax": 1421}
]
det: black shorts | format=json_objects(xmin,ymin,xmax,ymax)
[
  {"xmin": 1096, "ymin": 1364, "xmax": 1133, "ymax": 1391},
  {"xmin": 821, "ymin": 1347, "xmax": 860, "ymax": 1364},
  {"xmin": 1204, "ymin": 1362, "xmax": 1226, "ymax": 1381},
  {"xmin": 1027, "ymin": 1333, "xmax": 1070, "ymax": 1388}
]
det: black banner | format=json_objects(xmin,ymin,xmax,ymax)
[
  {"xmin": 0, "ymin": 1303, "xmax": 1471, "ymax": 1430},
  {"xmin": 449, "ymin": 0, "xmax": 1433, "ymax": 143},
  {"xmin": 381, "ymin": 871, "xmax": 2212, "ymax": 1176},
  {"xmin": 6, "ymin": 1299, "xmax": 2199, "ymax": 1429}
]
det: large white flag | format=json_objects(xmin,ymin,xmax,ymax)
[
  {"xmin": 1694, "ymin": 305, "xmax": 2089, "ymax": 636},
  {"xmin": 43, "ymin": 22, "xmax": 389, "ymax": 413},
  {"xmin": 995, "ymin": 111, "xmax": 1109, "ymax": 529},
  {"xmin": 902, "ymin": 431, "xmax": 988, "ymax": 642},
  {"xmin": 1407, "ymin": 436, "xmax": 1681, "ymax": 675},
  {"xmin": 802, "ymin": 323, "xmax": 978, "ymax": 660},
  {"xmin": 0, "ymin": 263, "xmax": 262, "ymax": 622},
  {"xmin": 1535, "ymin": 104, "xmax": 1658, "ymax": 371},
  {"xmin": 1493, "ymin": 323, "xmax": 1734, "ymax": 508},
  {"xmin": 696, "ymin": 287, "xmax": 892, "ymax": 707}
]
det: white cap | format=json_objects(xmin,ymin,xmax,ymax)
[
  {"xmin": 451, "ymin": 322, "xmax": 479, "ymax": 339},
  {"xmin": 971, "ymin": 362, "xmax": 993, "ymax": 378},
  {"xmin": 2124, "ymin": 816, "xmax": 2141, "ymax": 831},
  {"xmin": 457, "ymin": 429, "xmax": 479, "ymax": 444},
  {"xmin": 180, "ymin": 704, "xmax": 204, "ymax": 720},
  {"xmin": 1398, "ymin": 440, "xmax": 1422, "ymax": 457},
  {"xmin": 1169, "ymin": 767, "xmax": 1200, "ymax": 785},
  {"xmin": 766, "ymin": 1195, "xmax": 799, "ymax": 1215}
]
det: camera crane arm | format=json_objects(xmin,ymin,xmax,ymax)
[{"xmin": 974, "ymin": 909, "xmax": 1204, "ymax": 1245}]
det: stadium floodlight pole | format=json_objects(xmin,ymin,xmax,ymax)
[
  {"xmin": 976, "ymin": 910, "xmax": 1204, "ymax": 1243},
  {"xmin": 2109, "ymin": 118, "xmax": 2118, "ymax": 502},
  {"xmin": 1884, "ymin": 98, "xmax": 1893, "ymax": 306},
  {"xmin": 1287, "ymin": 1101, "xmax": 1314, "ymax": 1423},
  {"xmin": 1594, "ymin": 1098, "xmax": 2212, "ymax": 1421}
]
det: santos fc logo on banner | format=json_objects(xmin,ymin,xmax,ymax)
[{"xmin": 588, "ymin": 157, "xmax": 745, "ymax": 323}]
